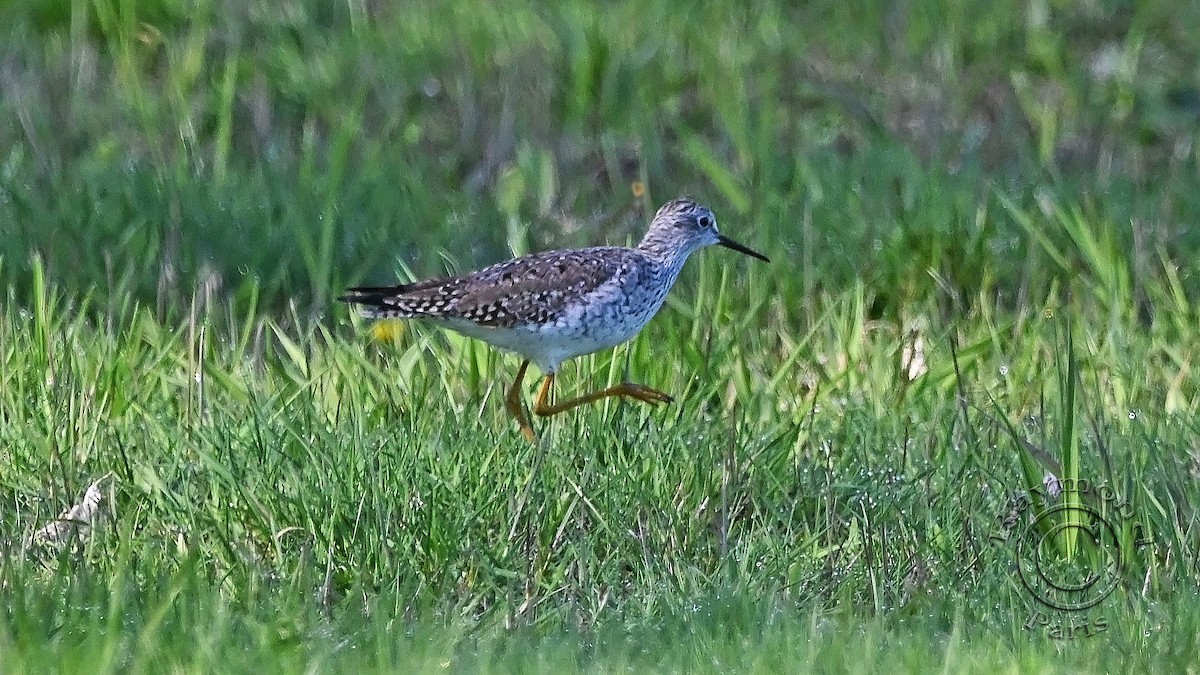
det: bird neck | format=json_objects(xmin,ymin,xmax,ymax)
[{"xmin": 636, "ymin": 230, "xmax": 693, "ymax": 274}]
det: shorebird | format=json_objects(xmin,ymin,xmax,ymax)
[{"xmin": 340, "ymin": 198, "xmax": 769, "ymax": 441}]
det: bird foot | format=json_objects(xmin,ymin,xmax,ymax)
[{"xmin": 613, "ymin": 382, "xmax": 674, "ymax": 405}]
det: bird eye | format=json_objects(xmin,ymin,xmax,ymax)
[{"xmin": 698, "ymin": 215, "xmax": 712, "ymax": 228}]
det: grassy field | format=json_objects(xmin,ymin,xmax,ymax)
[{"xmin": 1, "ymin": 0, "xmax": 1198, "ymax": 671}]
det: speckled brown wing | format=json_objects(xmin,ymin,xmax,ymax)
[{"xmin": 340, "ymin": 247, "xmax": 637, "ymax": 327}]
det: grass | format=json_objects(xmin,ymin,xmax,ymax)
[{"xmin": 1, "ymin": 0, "xmax": 1198, "ymax": 671}]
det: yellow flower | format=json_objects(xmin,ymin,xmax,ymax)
[{"xmin": 370, "ymin": 320, "xmax": 406, "ymax": 343}]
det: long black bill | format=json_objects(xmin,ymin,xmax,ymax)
[{"xmin": 717, "ymin": 234, "xmax": 770, "ymax": 263}]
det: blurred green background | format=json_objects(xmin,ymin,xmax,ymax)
[{"xmin": 3, "ymin": 0, "xmax": 1197, "ymax": 320}]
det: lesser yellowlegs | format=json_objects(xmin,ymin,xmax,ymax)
[{"xmin": 341, "ymin": 198, "xmax": 769, "ymax": 441}]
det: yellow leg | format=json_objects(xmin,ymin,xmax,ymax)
[
  {"xmin": 504, "ymin": 360, "xmax": 537, "ymax": 442},
  {"xmin": 531, "ymin": 373, "xmax": 673, "ymax": 417}
]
